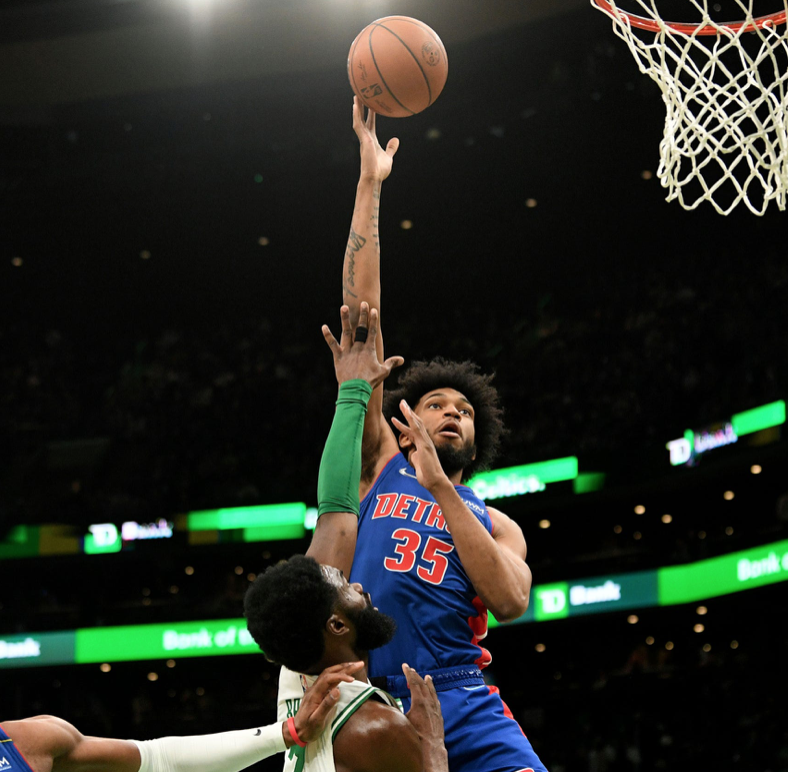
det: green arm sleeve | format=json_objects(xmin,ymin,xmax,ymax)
[{"xmin": 317, "ymin": 379, "xmax": 374, "ymax": 518}]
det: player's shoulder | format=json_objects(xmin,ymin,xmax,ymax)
[{"xmin": 333, "ymin": 699, "xmax": 422, "ymax": 772}]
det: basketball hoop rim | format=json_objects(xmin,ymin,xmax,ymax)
[{"xmin": 593, "ymin": 0, "xmax": 787, "ymax": 35}]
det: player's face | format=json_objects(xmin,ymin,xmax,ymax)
[
  {"xmin": 320, "ymin": 565, "xmax": 397, "ymax": 652},
  {"xmin": 321, "ymin": 564, "xmax": 375, "ymax": 613},
  {"xmin": 413, "ymin": 387, "xmax": 477, "ymax": 457}
]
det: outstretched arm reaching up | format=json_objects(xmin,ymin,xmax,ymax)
[
  {"xmin": 343, "ymin": 97, "xmax": 398, "ymax": 334},
  {"xmin": 342, "ymin": 99, "xmax": 401, "ymax": 490},
  {"xmin": 306, "ymin": 302, "xmax": 403, "ymax": 576}
]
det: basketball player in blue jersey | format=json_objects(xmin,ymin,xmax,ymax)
[{"xmin": 311, "ymin": 98, "xmax": 548, "ymax": 772}]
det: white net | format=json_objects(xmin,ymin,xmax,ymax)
[{"xmin": 592, "ymin": 0, "xmax": 788, "ymax": 214}]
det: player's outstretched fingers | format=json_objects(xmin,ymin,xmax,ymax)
[
  {"xmin": 400, "ymin": 400, "xmax": 427, "ymax": 434},
  {"xmin": 340, "ymin": 305, "xmax": 353, "ymax": 348},
  {"xmin": 295, "ymin": 661, "xmax": 364, "ymax": 742},
  {"xmin": 352, "ymin": 97, "xmax": 365, "ymax": 136},
  {"xmin": 322, "ymin": 324, "xmax": 340, "ymax": 353},
  {"xmin": 402, "ymin": 664, "xmax": 445, "ymax": 744},
  {"xmin": 386, "ymin": 137, "xmax": 400, "ymax": 158},
  {"xmin": 381, "ymin": 355, "xmax": 405, "ymax": 378}
]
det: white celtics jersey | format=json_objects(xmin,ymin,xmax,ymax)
[{"xmin": 277, "ymin": 666, "xmax": 400, "ymax": 772}]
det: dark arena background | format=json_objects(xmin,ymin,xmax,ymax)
[{"xmin": 1, "ymin": 1, "xmax": 787, "ymax": 770}]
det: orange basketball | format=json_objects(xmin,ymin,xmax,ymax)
[{"xmin": 347, "ymin": 16, "xmax": 448, "ymax": 118}]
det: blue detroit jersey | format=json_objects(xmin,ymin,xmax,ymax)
[
  {"xmin": 350, "ymin": 452, "xmax": 493, "ymax": 678},
  {"xmin": 0, "ymin": 726, "xmax": 35, "ymax": 772}
]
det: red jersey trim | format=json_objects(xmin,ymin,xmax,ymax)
[{"xmin": 0, "ymin": 727, "xmax": 36, "ymax": 772}]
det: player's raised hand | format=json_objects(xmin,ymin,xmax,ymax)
[
  {"xmin": 391, "ymin": 401, "xmax": 450, "ymax": 491},
  {"xmin": 292, "ymin": 661, "xmax": 365, "ymax": 744},
  {"xmin": 402, "ymin": 664, "xmax": 448, "ymax": 769},
  {"xmin": 353, "ymin": 97, "xmax": 399, "ymax": 183},
  {"xmin": 322, "ymin": 301, "xmax": 403, "ymax": 389}
]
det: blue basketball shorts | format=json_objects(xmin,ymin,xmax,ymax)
[{"xmin": 389, "ymin": 669, "xmax": 548, "ymax": 772}]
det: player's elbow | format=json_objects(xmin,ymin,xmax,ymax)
[{"xmin": 489, "ymin": 589, "xmax": 529, "ymax": 624}]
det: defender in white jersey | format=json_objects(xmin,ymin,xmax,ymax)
[
  {"xmin": 277, "ymin": 666, "xmax": 399, "ymax": 772},
  {"xmin": 245, "ymin": 556, "xmax": 448, "ymax": 772}
]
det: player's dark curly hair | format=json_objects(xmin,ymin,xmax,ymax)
[
  {"xmin": 244, "ymin": 555, "xmax": 338, "ymax": 673},
  {"xmin": 383, "ymin": 358, "xmax": 506, "ymax": 482}
]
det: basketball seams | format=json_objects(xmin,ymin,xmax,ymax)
[
  {"xmin": 380, "ymin": 16, "xmax": 448, "ymax": 84},
  {"xmin": 373, "ymin": 22, "xmax": 432, "ymax": 106},
  {"xmin": 367, "ymin": 25, "xmax": 416, "ymax": 116}
]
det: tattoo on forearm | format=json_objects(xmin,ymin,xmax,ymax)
[
  {"xmin": 342, "ymin": 281, "xmax": 358, "ymax": 299},
  {"xmin": 345, "ymin": 227, "xmax": 367, "ymax": 288},
  {"xmin": 371, "ymin": 205, "xmax": 380, "ymax": 248}
]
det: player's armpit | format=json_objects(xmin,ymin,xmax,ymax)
[
  {"xmin": 359, "ymin": 410, "xmax": 400, "ymax": 493},
  {"xmin": 332, "ymin": 701, "xmax": 425, "ymax": 772}
]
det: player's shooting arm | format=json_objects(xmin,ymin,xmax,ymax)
[{"xmin": 343, "ymin": 99, "xmax": 401, "ymax": 475}]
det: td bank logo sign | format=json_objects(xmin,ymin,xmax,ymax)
[
  {"xmin": 535, "ymin": 580, "xmax": 623, "ymax": 621},
  {"xmin": 737, "ymin": 550, "xmax": 788, "ymax": 582},
  {"xmin": 0, "ymin": 637, "xmax": 42, "ymax": 661},
  {"xmin": 535, "ymin": 584, "xmax": 570, "ymax": 620}
]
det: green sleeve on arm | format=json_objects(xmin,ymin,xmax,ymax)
[{"xmin": 317, "ymin": 379, "xmax": 374, "ymax": 518}]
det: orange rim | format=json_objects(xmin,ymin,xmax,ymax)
[{"xmin": 593, "ymin": 0, "xmax": 787, "ymax": 34}]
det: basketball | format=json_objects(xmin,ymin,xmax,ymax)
[{"xmin": 347, "ymin": 16, "xmax": 448, "ymax": 118}]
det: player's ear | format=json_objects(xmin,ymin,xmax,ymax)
[
  {"xmin": 397, "ymin": 430, "xmax": 413, "ymax": 450},
  {"xmin": 326, "ymin": 614, "xmax": 351, "ymax": 637}
]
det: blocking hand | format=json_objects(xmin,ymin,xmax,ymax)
[
  {"xmin": 292, "ymin": 661, "xmax": 365, "ymax": 744},
  {"xmin": 402, "ymin": 664, "xmax": 447, "ymax": 757},
  {"xmin": 322, "ymin": 302, "xmax": 403, "ymax": 390}
]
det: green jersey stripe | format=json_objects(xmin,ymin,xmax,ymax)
[{"xmin": 331, "ymin": 687, "xmax": 375, "ymax": 742}]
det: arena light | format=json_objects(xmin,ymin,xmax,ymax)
[{"xmin": 572, "ymin": 471, "xmax": 606, "ymax": 494}]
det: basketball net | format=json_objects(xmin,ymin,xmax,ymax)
[{"xmin": 592, "ymin": 0, "xmax": 788, "ymax": 214}]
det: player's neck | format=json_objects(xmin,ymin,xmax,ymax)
[
  {"xmin": 446, "ymin": 470, "xmax": 463, "ymax": 486},
  {"xmin": 311, "ymin": 654, "xmax": 370, "ymax": 683}
]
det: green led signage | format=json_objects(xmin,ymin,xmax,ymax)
[
  {"xmin": 188, "ymin": 503, "xmax": 306, "ymax": 541},
  {"xmin": 84, "ymin": 523, "xmax": 122, "ymax": 554},
  {"xmin": 75, "ymin": 618, "xmax": 260, "ymax": 664},
  {"xmin": 0, "ymin": 632, "xmax": 76, "ymax": 669},
  {"xmin": 666, "ymin": 399, "xmax": 785, "ymax": 466},
  {"xmin": 731, "ymin": 400, "xmax": 786, "ymax": 436},
  {"xmin": 658, "ymin": 538, "xmax": 788, "ymax": 606},
  {"xmin": 468, "ymin": 457, "xmax": 578, "ymax": 501},
  {"xmin": 3, "ymin": 538, "xmax": 788, "ymax": 668}
]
